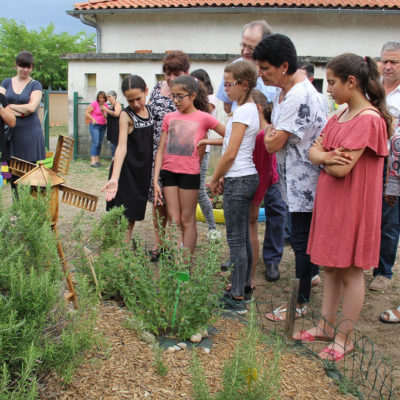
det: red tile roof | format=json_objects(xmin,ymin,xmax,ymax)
[{"xmin": 73, "ymin": 0, "xmax": 400, "ymax": 10}]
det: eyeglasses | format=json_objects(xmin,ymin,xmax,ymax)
[
  {"xmin": 223, "ymin": 81, "xmax": 241, "ymax": 88},
  {"xmin": 170, "ymin": 93, "xmax": 191, "ymax": 100},
  {"xmin": 239, "ymin": 42, "xmax": 255, "ymax": 52}
]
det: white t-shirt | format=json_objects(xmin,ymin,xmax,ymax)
[
  {"xmin": 216, "ymin": 57, "xmax": 276, "ymax": 111},
  {"xmin": 206, "ymin": 94, "xmax": 219, "ymax": 153},
  {"xmin": 272, "ymin": 78, "xmax": 327, "ymax": 212},
  {"xmin": 222, "ymin": 102, "xmax": 259, "ymax": 177}
]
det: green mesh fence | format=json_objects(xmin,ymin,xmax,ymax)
[
  {"xmin": 251, "ymin": 287, "xmax": 399, "ymax": 399},
  {"xmin": 76, "ymin": 102, "xmax": 113, "ymax": 159}
]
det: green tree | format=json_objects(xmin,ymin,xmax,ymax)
[{"xmin": 0, "ymin": 18, "xmax": 95, "ymax": 89}]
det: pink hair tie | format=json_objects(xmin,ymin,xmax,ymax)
[{"xmin": 363, "ymin": 56, "xmax": 367, "ymax": 62}]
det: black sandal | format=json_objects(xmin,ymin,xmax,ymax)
[{"xmin": 149, "ymin": 249, "xmax": 161, "ymax": 262}]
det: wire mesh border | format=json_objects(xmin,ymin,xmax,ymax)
[{"xmin": 250, "ymin": 285, "xmax": 398, "ymax": 400}]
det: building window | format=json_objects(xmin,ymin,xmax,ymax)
[
  {"xmin": 155, "ymin": 73, "xmax": 165, "ymax": 83},
  {"xmin": 85, "ymin": 73, "xmax": 96, "ymax": 88}
]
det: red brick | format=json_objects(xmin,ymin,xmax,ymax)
[{"xmin": 74, "ymin": 0, "xmax": 400, "ymax": 10}]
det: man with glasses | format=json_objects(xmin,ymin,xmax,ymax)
[
  {"xmin": 370, "ymin": 42, "xmax": 400, "ymax": 292},
  {"xmin": 216, "ymin": 20, "xmax": 275, "ymax": 114},
  {"xmin": 218, "ymin": 20, "xmax": 284, "ymax": 284}
]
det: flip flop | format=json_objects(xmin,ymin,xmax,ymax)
[
  {"xmin": 264, "ymin": 304, "xmax": 307, "ymax": 322},
  {"xmin": 293, "ymin": 330, "xmax": 333, "ymax": 343},
  {"xmin": 379, "ymin": 306, "xmax": 400, "ymax": 323},
  {"xmin": 311, "ymin": 274, "xmax": 321, "ymax": 287},
  {"xmin": 319, "ymin": 346, "xmax": 354, "ymax": 363}
]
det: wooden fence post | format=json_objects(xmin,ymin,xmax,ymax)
[{"xmin": 285, "ymin": 278, "xmax": 300, "ymax": 340}]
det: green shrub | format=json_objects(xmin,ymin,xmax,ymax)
[
  {"xmin": 0, "ymin": 186, "xmax": 99, "ymax": 398},
  {"xmin": 76, "ymin": 207, "xmax": 226, "ymax": 340},
  {"xmin": 190, "ymin": 305, "xmax": 281, "ymax": 400}
]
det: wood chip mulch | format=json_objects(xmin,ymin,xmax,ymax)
[{"xmin": 39, "ymin": 302, "xmax": 354, "ymax": 400}]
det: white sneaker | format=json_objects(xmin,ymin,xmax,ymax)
[{"xmin": 207, "ymin": 229, "xmax": 221, "ymax": 241}]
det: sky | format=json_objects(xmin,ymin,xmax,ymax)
[{"xmin": 2, "ymin": 0, "xmax": 95, "ymax": 35}]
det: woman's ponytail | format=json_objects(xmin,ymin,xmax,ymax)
[
  {"xmin": 193, "ymin": 81, "xmax": 210, "ymax": 113},
  {"xmin": 364, "ymin": 57, "xmax": 392, "ymax": 137},
  {"xmin": 328, "ymin": 53, "xmax": 392, "ymax": 138}
]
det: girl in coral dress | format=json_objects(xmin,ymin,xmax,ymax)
[{"xmin": 294, "ymin": 53, "xmax": 391, "ymax": 362}]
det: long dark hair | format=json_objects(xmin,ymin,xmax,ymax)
[
  {"xmin": 171, "ymin": 76, "xmax": 209, "ymax": 112},
  {"xmin": 190, "ymin": 69, "xmax": 213, "ymax": 95},
  {"xmin": 327, "ymin": 53, "xmax": 392, "ymax": 137}
]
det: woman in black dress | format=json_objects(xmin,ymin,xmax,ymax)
[
  {"xmin": 102, "ymin": 75, "xmax": 154, "ymax": 243},
  {"xmin": 105, "ymin": 90, "xmax": 122, "ymax": 158}
]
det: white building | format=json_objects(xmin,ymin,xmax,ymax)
[{"xmin": 65, "ymin": 0, "xmax": 400, "ymax": 141}]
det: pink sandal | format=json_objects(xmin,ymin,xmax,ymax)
[
  {"xmin": 319, "ymin": 346, "xmax": 354, "ymax": 362},
  {"xmin": 294, "ymin": 330, "xmax": 333, "ymax": 343}
]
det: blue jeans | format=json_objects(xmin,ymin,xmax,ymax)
[
  {"xmin": 262, "ymin": 182, "xmax": 286, "ymax": 266},
  {"xmin": 110, "ymin": 142, "xmax": 117, "ymax": 157},
  {"xmin": 375, "ymin": 159, "xmax": 400, "ymax": 279},
  {"xmin": 89, "ymin": 123, "xmax": 106, "ymax": 156},
  {"xmin": 290, "ymin": 212, "xmax": 317, "ymax": 304},
  {"xmin": 198, "ymin": 153, "xmax": 216, "ymax": 230},
  {"xmin": 223, "ymin": 174, "xmax": 259, "ymax": 297}
]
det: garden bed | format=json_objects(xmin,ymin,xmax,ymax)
[
  {"xmin": 5, "ymin": 150, "xmax": 398, "ymax": 399},
  {"xmin": 39, "ymin": 302, "xmax": 354, "ymax": 400}
]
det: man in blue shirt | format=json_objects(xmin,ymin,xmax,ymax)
[{"xmin": 216, "ymin": 20, "xmax": 276, "ymax": 114}]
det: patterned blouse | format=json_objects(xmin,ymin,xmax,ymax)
[
  {"xmin": 272, "ymin": 79, "xmax": 327, "ymax": 212},
  {"xmin": 148, "ymin": 81, "xmax": 176, "ymax": 202}
]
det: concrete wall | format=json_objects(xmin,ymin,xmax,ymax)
[
  {"xmin": 49, "ymin": 92, "xmax": 68, "ymax": 126},
  {"xmin": 37, "ymin": 92, "xmax": 68, "ymax": 126},
  {"xmin": 96, "ymin": 11, "xmax": 399, "ymax": 59},
  {"xmin": 67, "ymin": 8, "xmax": 400, "ymax": 138},
  {"xmin": 67, "ymin": 59, "xmax": 230, "ymax": 137}
]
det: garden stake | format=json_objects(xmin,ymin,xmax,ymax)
[
  {"xmin": 84, "ymin": 246, "xmax": 102, "ymax": 298},
  {"xmin": 285, "ymin": 278, "xmax": 300, "ymax": 340},
  {"xmin": 171, "ymin": 271, "xmax": 189, "ymax": 328}
]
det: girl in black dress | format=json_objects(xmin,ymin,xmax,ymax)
[
  {"xmin": 105, "ymin": 90, "xmax": 122, "ymax": 158},
  {"xmin": 102, "ymin": 75, "xmax": 154, "ymax": 242}
]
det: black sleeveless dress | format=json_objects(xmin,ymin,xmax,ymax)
[
  {"xmin": 106, "ymin": 104, "xmax": 119, "ymax": 146},
  {"xmin": 106, "ymin": 105, "xmax": 154, "ymax": 221}
]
